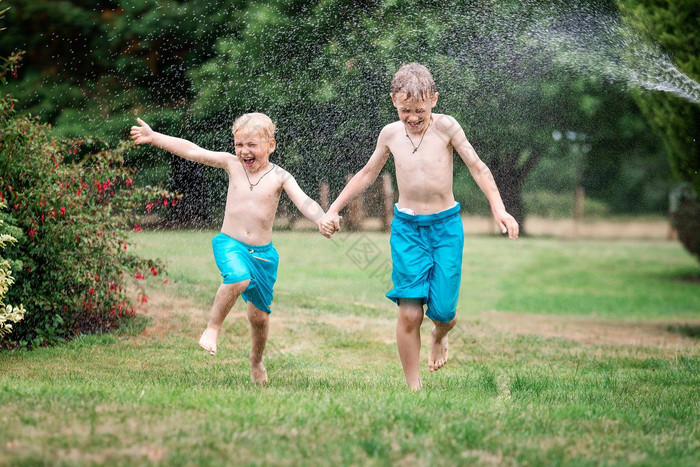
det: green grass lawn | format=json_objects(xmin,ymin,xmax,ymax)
[{"xmin": 1, "ymin": 230, "xmax": 698, "ymax": 465}]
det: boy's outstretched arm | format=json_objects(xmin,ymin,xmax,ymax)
[
  {"xmin": 319, "ymin": 128, "xmax": 391, "ymax": 234},
  {"xmin": 130, "ymin": 118, "xmax": 231, "ymax": 168},
  {"xmin": 281, "ymin": 170, "xmax": 335, "ymax": 238},
  {"xmin": 446, "ymin": 116, "xmax": 519, "ymax": 239}
]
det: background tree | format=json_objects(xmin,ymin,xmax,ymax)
[
  {"xmin": 616, "ymin": 0, "xmax": 700, "ymax": 259},
  {"xmin": 1, "ymin": 0, "xmax": 675, "ymax": 227}
]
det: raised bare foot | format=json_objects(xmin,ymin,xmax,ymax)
[
  {"xmin": 198, "ymin": 326, "xmax": 219, "ymax": 355},
  {"xmin": 428, "ymin": 327, "xmax": 449, "ymax": 372},
  {"xmin": 250, "ymin": 361, "xmax": 268, "ymax": 386}
]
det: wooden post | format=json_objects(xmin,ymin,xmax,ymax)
[
  {"xmin": 574, "ymin": 186, "xmax": 585, "ymax": 221},
  {"xmin": 381, "ymin": 172, "xmax": 394, "ymax": 231},
  {"xmin": 573, "ymin": 186, "xmax": 584, "ymax": 238},
  {"xmin": 319, "ymin": 182, "xmax": 330, "ymax": 212}
]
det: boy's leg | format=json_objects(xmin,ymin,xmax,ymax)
[
  {"xmin": 428, "ymin": 317, "xmax": 457, "ymax": 372},
  {"xmin": 246, "ymin": 301, "xmax": 270, "ymax": 385},
  {"xmin": 199, "ymin": 279, "xmax": 250, "ymax": 355},
  {"xmin": 396, "ymin": 298, "xmax": 424, "ymax": 390}
]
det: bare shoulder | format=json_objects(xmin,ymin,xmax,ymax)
[
  {"xmin": 433, "ymin": 113, "xmax": 462, "ymax": 136},
  {"xmin": 271, "ymin": 163, "xmax": 295, "ymax": 187},
  {"xmin": 221, "ymin": 152, "xmax": 240, "ymax": 171},
  {"xmin": 382, "ymin": 121, "xmax": 404, "ymax": 137}
]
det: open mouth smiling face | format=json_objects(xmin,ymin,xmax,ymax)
[
  {"xmin": 391, "ymin": 92, "xmax": 439, "ymax": 135},
  {"xmin": 234, "ymin": 130, "xmax": 275, "ymax": 170}
]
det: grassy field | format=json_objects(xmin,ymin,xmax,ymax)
[{"xmin": 1, "ymin": 230, "xmax": 698, "ymax": 466}]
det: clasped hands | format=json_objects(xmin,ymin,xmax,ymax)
[{"xmin": 318, "ymin": 213, "xmax": 342, "ymax": 239}]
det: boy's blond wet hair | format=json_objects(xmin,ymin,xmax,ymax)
[
  {"xmin": 391, "ymin": 63, "xmax": 436, "ymax": 101},
  {"xmin": 232, "ymin": 112, "xmax": 276, "ymax": 140}
]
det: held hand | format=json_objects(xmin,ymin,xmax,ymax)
[
  {"xmin": 494, "ymin": 209, "xmax": 519, "ymax": 239},
  {"xmin": 318, "ymin": 213, "xmax": 342, "ymax": 238},
  {"xmin": 130, "ymin": 118, "xmax": 154, "ymax": 145}
]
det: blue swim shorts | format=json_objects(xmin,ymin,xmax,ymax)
[
  {"xmin": 385, "ymin": 203, "xmax": 464, "ymax": 322},
  {"xmin": 211, "ymin": 233, "xmax": 279, "ymax": 313}
]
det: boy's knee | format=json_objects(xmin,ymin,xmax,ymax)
[
  {"xmin": 247, "ymin": 306, "xmax": 269, "ymax": 327},
  {"xmin": 398, "ymin": 307, "xmax": 424, "ymax": 330}
]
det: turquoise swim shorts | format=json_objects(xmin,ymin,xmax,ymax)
[
  {"xmin": 385, "ymin": 203, "xmax": 464, "ymax": 322},
  {"xmin": 212, "ymin": 233, "xmax": 279, "ymax": 313}
]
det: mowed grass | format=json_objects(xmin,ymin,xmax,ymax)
[{"xmin": 1, "ymin": 230, "xmax": 698, "ymax": 466}]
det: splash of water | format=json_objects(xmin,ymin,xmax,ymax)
[{"xmin": 520, "ymin": 1, "xmax": 700, "ymax": 103}]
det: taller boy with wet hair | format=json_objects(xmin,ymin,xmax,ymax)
[{"xmin": 320, "ymin": 63, "xmax": 519, "ymax": 390}]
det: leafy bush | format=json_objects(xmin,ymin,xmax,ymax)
[
  {"xmin": 0, "ymin": 202, "xmax": 25, "ymax": 337},
  {"xmin": 669, "ymin": 184, "xmax": 699, "ymax": 263},
  {"xmin": 0, "ymin": 91, "xmax": 176, "ymax": 349}
]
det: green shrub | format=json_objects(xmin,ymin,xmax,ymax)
[
  {"xmin": 0, "ymin": 91, "xmax": 175, "ymax": 349},
  {"xmin": 0, "ymin": 202, "xmax": 25, "ymax": 337},
  {"xmin": 669, "ymin": 184, "xmax": 700, "ymax": 263}
]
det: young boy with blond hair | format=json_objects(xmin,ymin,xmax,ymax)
[
  {"xmin": 320, "ymin": 63, "xmax": 519, "ymax": 390},
  {"xmin": 131, "ymin": 113, "xmax": 335, "ymax": 385}
]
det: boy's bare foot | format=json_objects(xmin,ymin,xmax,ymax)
[
  {"xmin": 250, "ymin": 362, "xmax": 268, "ymax": 386},
  {"xmin": 409, "ymin": 379, "xmax": 423, "ymax": 391},
  {"xmin": 428, "ymin": 327, "xmax": 449, "ymax": 372},
  {"xmin": 199, "ymin": 326, "xmax": 219, "ymax": 355}
]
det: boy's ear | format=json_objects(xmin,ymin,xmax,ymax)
[
  {"xmin": 431, "ymin": 92, "xmax": 439, "ymax": 108},
  {"xmin": 269, "ymin": 139, "xmax": 277, "ymax": 152},
  {"xmin": 390, "ymin": 93, "xmax": 398, "ymax": 107}
]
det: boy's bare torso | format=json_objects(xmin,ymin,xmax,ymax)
[
  {"xmin": 220, "ymin": 155, "xmax": 285, "ymax": 245},
  {"xmin": 383, "ymin": 113, "xmax": 458, "ymax": 215}
]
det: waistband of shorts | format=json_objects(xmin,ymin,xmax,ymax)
[
  {"xmin": 392, "ymin": 202, "xmax": 461, "ymax": 226},
  {"xmin": 215, "ymin": 232, "xmax": 274, "ymax": 252}
]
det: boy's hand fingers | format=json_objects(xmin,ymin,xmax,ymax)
[{"xmin": 136, "ymin": 117, "xmax": 147, "ymax": 126}]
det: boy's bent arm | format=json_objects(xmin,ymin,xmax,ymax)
[
  {"xmin": 282, "ymin": 170, "xmax": 325, "ymax": 227},
  {"xmin": 448, "ymin": 116, "xmax": 519, "ymax": 239},
  {"xmin": 131, "ymin": 118, "xmax": 231, "ymax": 168}
]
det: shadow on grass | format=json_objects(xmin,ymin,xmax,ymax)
[{"xmin": 667, "ymin": 323, "xmax": 700, "ymax": 339}]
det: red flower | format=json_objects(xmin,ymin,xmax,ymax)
[
  {"xmin": 134, "ymin": 272, "xmax": 145, "ymax": 280},
  {"xmin": 89, "ymin": 288, "xmax": 95, "ymax": 294},
  {"xmin": 60, "ymin": 206, "xmax": 66, "ymax": 216},
  {"xmin": 133, "ymin": 224, "xmax": 142, "ymax": 232},
  {"xmin": 150, "ymin": 266, "xmax": 158, "ymax": 276},
  {"xmin": 163, "ymin": 277, "xmax": 169, "ymax": 284},
  {"xmin": 125, "ymin": 179, "xmax": 133, "ymax": 187}
]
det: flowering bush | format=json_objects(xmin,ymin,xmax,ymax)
[
  {"xmin": 0, "ymin": 87, "xmax": 177, "ymax": 348},
  {"xmin": 0, "ymin": 202, "xmax": 25, "ymax": 337}
]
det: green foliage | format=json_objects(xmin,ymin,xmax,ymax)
[
  {"xmin": 0, "ymin": 91, "xmax": 174, "ymax": 349},
  {"xmin": 616, "ymin": 0, "xmax": 700, "ymax": 189},
  {"xmin": 669, "ymin": 183, "xmax": 700, "ymax": 262},
  {"xmin": 0, "ymin": 202, "xmax": 26, "ymax": 337},
  {"xmin": 616, "ymin": 0, "xmax": 700, "ymax": 258},
  {"xmin": 0, "ymin": 0, "xmax": 676, "ymax": 224}
]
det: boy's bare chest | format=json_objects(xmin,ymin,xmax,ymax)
[
  {"xmin": 227, "ymin": 165, "xmax": 282, "ymax": 202},
  {"xmin": 389, "ymin": 132, "xmax": 453, "ymax": 168}
]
